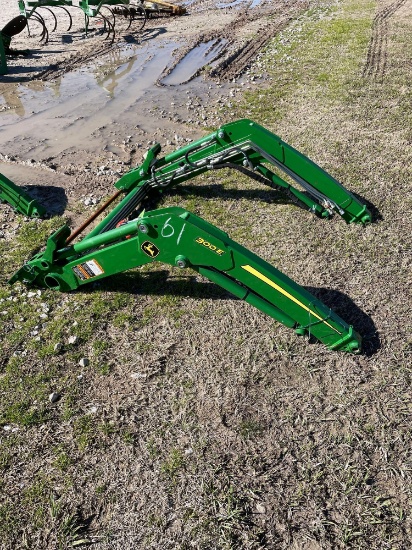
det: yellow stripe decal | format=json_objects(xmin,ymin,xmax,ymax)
[{"xmin": 241, "ymin": 264, "xmax": 340, "ymax": 333}]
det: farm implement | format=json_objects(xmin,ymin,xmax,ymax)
[
  {"xmin": 0, "ymin": 171, "xmax": 46, "ymax": 218},
  {"xmin": 17, "ymin": 0, "xmax": 185, "ymax": 46},
  {"xmin": 0, "ymin": 15, "xmax": 29, "ymax": 74},
  {"xmin": 17, "ymin": 0, "xmax": 139, "ymax": 45},
  {"xmin": 18, "ymin": 0, "xmax": 74, "ymax": 44},
  {"xmin": 68, "ymin": 0, "xmax": 186, "ymax": 41},
  {"xmin": 114, "ymin": 1, "xmax": 186, "ymax": 19},
  {"xmin": 79, "ymin": 0, "xmax": 146, "ymax": 44},
  {"xmin": 9, "ymin": 119, "xmax": 371, "ymax": 352},
  {"xmin": 143, "ymin": 1, "xmax": 186, "ymax": 16}
]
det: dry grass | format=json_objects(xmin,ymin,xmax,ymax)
[{"xmin": 1, "ymin": 0, "xmax": 412, "ymax": 548}]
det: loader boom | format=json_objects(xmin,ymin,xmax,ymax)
[
  {"xmin": 0, "ymin": 171, "xmax": 46, "ymax": 217},
  {"xmin": 85, "ymin": 119, "xmax": 371, "ymax": 241},
  {"xmin": 9, "ymin": 207, "xmax": 361, "ymax": 352},
  {"xmin": 9, "ymin": 119, "xmax": 370, "ymax": 353}
]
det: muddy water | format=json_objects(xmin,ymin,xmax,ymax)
[
  {"xmin": 0, "ymin": 0, "xmax": 280, "ymax": 169},
  {"xmin": 1, "ymin": 41, "xmax": 174, "ymax": 148},
  {"xmin": 0, "ymin": 38, "xmax": 212, "ymax": 160},
  {"xmin": 161, "ymin": 39, "xmax": 226, "ymax": 85},
  {"xmin": 250, "ymin": 0, "xmax": 265, "ymax": 7},
  {"xmin": 0, "ymin": 0, "xmax": 220, "ymax": 162}
]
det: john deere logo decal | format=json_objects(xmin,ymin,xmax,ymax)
[{"xmin": 141, "ymin": 241, "xmax": 160, "ymax": 258}]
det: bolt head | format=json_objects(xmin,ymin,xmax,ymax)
[
  {"xmin": 138, "ymin": 223, "xmax": 149, "ymax": 234},
  {"xmin": 175, "ymin": 255, "xmax": 188, "ymax": 268}
]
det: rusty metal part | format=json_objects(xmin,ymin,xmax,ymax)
[{"xmin": 66, "ymin": 189, "xmax": 123, "ymax": 244}]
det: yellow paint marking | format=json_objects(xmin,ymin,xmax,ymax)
[{"xmin": 241, "ymin": 264, "xmax": 340, "ymax": 333}]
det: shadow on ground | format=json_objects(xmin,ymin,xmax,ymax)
[
  {"xmin": 306, "ymin": 286, "xmax": 380, "ymax": 356},
  {"xmin": 82, "ymin": 270, "xmax": 379, "ymax": 356},
  {"xmin": 87, "ymin": 270, "xmax": 234, "ymax": 301},
  {"xmin": 352, "ymin": 191, "xmax": 382, "ymax": 222},
  {"xmin": 23, "ymin": 184, "xmax": 68, "ymax": 216},
  {"xmin": 158, "ymin": 182, "xmax": 307, "ymax": 209}
]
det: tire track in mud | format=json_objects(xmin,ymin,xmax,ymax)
[
  {"xmin": 210, "ymin": 11, "xmax": 300, "ymax": 80},
  {"xmin": 207, "ymin": 0, "xmax": 306, "ymax": 80},
  {"xmin": 36, "ymin": 43, "xmax": 115, "ymax": 82},
  {"xmin": 158, "ymin": 0, "xmax": 306, "ymax": 84},
  {"xmin": 362, "ymin": 0, "xmax": 407, "ymax": 81}
]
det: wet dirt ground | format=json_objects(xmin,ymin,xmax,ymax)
[{"xmin": 0, "ymin": 0, "xmax": 307, "ymax": 222}]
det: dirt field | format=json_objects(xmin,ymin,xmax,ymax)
[
  {"xmin": 1, "ymin": 0, "xmax": 412, "ymax": 548},
  {"xmin": 0, "ymin": 0, "xmax": 306, "ymax": 172}
]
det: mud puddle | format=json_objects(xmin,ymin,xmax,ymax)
[
  {"xmin": 0, "ymin": 0, "xmax": 306, "ymax": 196},
  {"xmin": 0, "ymin": 39, "xmax": 195, "ymax": 160},
  {"xmin": 161, "ymin": 38, "xmax": 226, "ymax": 85}
]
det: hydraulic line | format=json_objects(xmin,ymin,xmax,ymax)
[
  {"xmin": 209, "ymin": 161, "xmax": 309, "ymax": 210},
  {"xmin": 94, "ymin": 181, "xmax": 152, "ymax": 235},
  {"xmin": 66, "ymin": 189, "xmax": 123, "ymax": 244}
]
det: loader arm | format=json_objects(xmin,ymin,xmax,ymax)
[
  {"xmin": 9, "ymin": 206, "xmax": 361, "ymax": 353},
  {"xmin": 0, "ymin": 171, "xmax": 46, "ymax": 217},
  {"xmin": 84, "ymin": 119, "xmax": 371, "ymax": 240}
]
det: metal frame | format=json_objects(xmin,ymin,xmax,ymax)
[{"xmin": 9, "ymin": 119, "xmax": 371, "ymax": 352}]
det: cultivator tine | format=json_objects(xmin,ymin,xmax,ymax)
[
  {"xmin": 104, "ymin": 5, "xmax": 116, "ymax": 25},
  {"xmin": 116, "ymin": 3, "xmax": 147, "ymax": 32},
  {"xmin": 123, "ymin": 6, "xmax": 134, "ymax": 31},
  {"xmin": 77, "ymin": 0, "xmax": 148, "ymax": 40},
  {"xmin": 58, "ymin": 5, "xmax": 73, "ymax": 31},
  {"xmin": 79, "ymin": 1, "xmax": 115, "ymax": 43},
  {"xmin": 132, "ymin": 4, "xmax": 147, "ymax": 31},
  {"xmin": 19, "ymin": 7, "xmax": 49, "ymax": 43},
  {"xmin": 102, "ymin": 7, "xmax": 116, "ymax": 42},
  {"xmin": 18, "ymin": 1, "xmax": 74, "ymax": 43},
  {"xmin": 98, "ymin": 14, "xmax": 115, "ymax": 44},
  {"xmin": 42, "ymin": 5, "xmax": 73, "ymax": 32},
  {"xmin": 31, "ymin": 12, "xmax": 49, "ymax": 43},
  {"xmin": 42, "ymin": 7, "xmax": 58, "ymax": 33}
]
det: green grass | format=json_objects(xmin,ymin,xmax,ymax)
[
  {"xmin": 160, "ymin": 448, "xmax": 185, "ymax": 480},
  {"xmin": 239, "ymin": 0, "xmax": 375, "ymax": 124}
]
